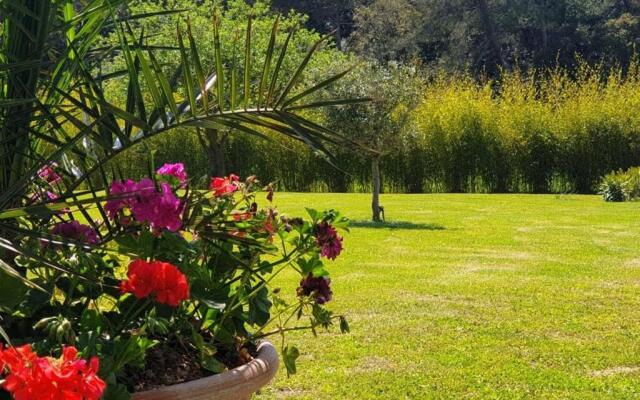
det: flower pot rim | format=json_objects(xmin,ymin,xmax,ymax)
[{"xmin": 131, "ymin": 340, "xmax": 279, "ymax": 400}]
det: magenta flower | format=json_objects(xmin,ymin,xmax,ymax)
[
  {"xmin": 156, "ymin": 163, "xmax": 187, "ymax": 187},
  {"xmin": 131, "ymin": 179, "xmax": 183, "ymax": 232},
  {"xmin": 28, "ymin": 191, "xmax": 69, "ymax": 215},
  {"xmin": 315, "ymin": 221, "xmax": 343, "ymax": 260},
  {"xmin": 104, "ymin": 179, "xmax": 138, "ymax": 219},
  {"xmin": 105, "ymin": 178, "xmax": 183, "ymax": 232},
  {"xmin": 297, "ymin": 274, "xmax": 333, "ymax": 304},
  {"xmin": 29, "ymin": 190, "xmax": 59, "ymax": 204},
  {"xmin": 51, "ymin": 221, "xmax": 99, "ymax": 245},
  {"xmin": 37, "ymin": 163, "xmax": 62, "ymax": 185}
]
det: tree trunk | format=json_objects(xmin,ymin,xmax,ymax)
[
  {"xmin": 199, "ymin": 128, "xmax": 227, "ymax": 177},
  {"xmin": 371, "ymin": 156, "xmax": 381, "ymax": 222}
]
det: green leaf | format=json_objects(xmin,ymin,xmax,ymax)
[
  {"xmin": 258, "ymin": 15, "xmax": 279, "ymax": 109},
  {"xmin": 282, "ymin": 66, "xmax": 356, "ymax": 108},
  {"xmin": 267, "ymin": 29, "xmax": 293, "ymax": 104},
  {"xmin": 111, "ymin": 335, "xmax": 158, "ymax": 373},
  {"xmin": 0, "ymin": 269, "xmax": 29, "ymax": 312},
  {"xmin": 187, "ymin": 19, "xmax": 209, "ymax": 113},
  {"xmin": 339, "ymin": 316, "xmax": 350, "ymax": 334},
  {"xmin": 282, "ymin": 345, "xmax": 300, "ymax": 376},
  {"xmin": 0, "ymin": 258, "xmax": 48, "ymax": 294},
  {"xmin": 243, "ymin": 16, "xmax": 252, "ymax": 110},
  {"xmin": 285, "ymin": 98, "xmax": 372, "ymax": 112},
  {"xmin": 305, "ymin": 208, "xmax": 321, "ymax": 221},
  {"xmin": 102, "ymin": 379, "xmax": 131, "ymax": 400},
  {"xmin": 248, "ymin": 286, "xmax": 271, "ymax": 326},
  {"xmin": 0, "ymin": 324, "xmax": 11, "ymax": 345},
  {"xmin": 201, "ymin": 354, "xmax": 226, "ymax": 374},
  {"xmin": 177, "ymin": 24, "xmax": 197, "ymax": 116},
  {"xmin": 212, "ymin": 13, "xmax": 225, "ymax": 111},
  {"xmin": 275, "ymin": 34, "xmax": 330, "ymax": 108},
  {"xmin": 80, "ymin": 309, "xmax": 104, "ymax": 333}
]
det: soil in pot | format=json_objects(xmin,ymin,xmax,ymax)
[{"xmin": 121, "ymin": 338, "xmax": 258, "ymax": 393}]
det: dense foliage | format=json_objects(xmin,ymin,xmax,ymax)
[
  {"xmin": 117, "ymin": 61, "xmax": 640, "ymax": 194},
  {"xmin": 276, "ymin": 0, "xmax": 640, "ymax": 74}
]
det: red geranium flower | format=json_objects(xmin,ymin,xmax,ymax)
[
  {"xmin": 210, "ymin": 174, "xmax": 240, "ymax": 197},
  {"xmin": 120, "ymin": 259, "xmax": 190, "ymax": 307},
  {"xmin": 0, "ymin": 344, "xmax": 105, "ymax": 400}
]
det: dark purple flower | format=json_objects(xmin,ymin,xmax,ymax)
[
  {"xmin": 315, "ymin": 222, "xmax": 343, "ymax": 260},
  {"xmin": 156, "ymin": 163, "xmax": 187, "ymax": 187},
  {"xmin": 266, "ymin": 185, "xmax": 274, "ymax": 202},
  {"xmin": 51, "ymin": 221, "xmax": 99, "ymax": 245},
  {"xmin": 297, "ymin": 274, "xmax": 333, "ymax": 304}
]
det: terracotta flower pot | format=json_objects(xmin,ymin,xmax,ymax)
[{"xmin": 131, "ymin": 341, "xmax": 279, "ymax": 400}]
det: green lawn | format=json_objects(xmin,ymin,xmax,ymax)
[{"xmin": 256, "ymin": 193, "xmax": 640, "ymax": 399}]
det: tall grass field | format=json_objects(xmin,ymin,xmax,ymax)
[{"xmin": 257, "ymin": 193, "xmax": 640, "ymax": 399}]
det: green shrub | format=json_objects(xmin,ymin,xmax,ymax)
[
  {"xmin": 599, "ymin": 171, "xmax": 627, "ymax": 202},
  {"xmin": 599, "ymin": 167, "xmax": 640, "ymax": 202}
]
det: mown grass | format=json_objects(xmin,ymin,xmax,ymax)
[{"xmin": 256, "ymin": 193, "xmax": 640, "ymax": 399}]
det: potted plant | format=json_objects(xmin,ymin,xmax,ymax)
[
  {"xmin": 0, "ymin": 0, "xmax": 363, "ymax": 398},
  {"xmin": 0, "ymin": 163, "xmax": 349, "ymax": 399}
]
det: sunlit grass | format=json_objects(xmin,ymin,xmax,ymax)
[{"xmin": 256, "ymin": 193, "xmax": 640, "ymax": 399}]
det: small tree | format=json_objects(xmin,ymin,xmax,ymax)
[{"xmin": 323, "ymin": 61, "xmax": 422, "ymax": 221}]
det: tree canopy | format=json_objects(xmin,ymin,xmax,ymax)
[{"xmin": 275, "ymin": 0, "xmax": 640, "ymax": 75}]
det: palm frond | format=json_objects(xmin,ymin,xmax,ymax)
[{"xmin": 0, "ymin": 3, "xmax": 361, "ymax": 247}]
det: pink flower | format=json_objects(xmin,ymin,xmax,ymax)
[
  {"xmin": 105, "ymin": 178, "xmax": 183, "ymax": 232},
  {"xmin": 37, "ymin": 163, "xmax": 61, "ymax": 185},
  {"xmin": 210, "ymin": 174, "xmax": 240, "ymax": 197},
  {"xmin": 315, "ymin": 222, "xmax": 343, "ymax": 260},
  {"xmin": 51, "ymin": 221, "xmax": 99, "ymax": 245},
  {"xmin": 157, "ymin": 163, "xmax": 187, "ymax": 187}
]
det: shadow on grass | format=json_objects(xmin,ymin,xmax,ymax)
[{"xmin": 349, "ymin": 220, "xmax": 446, "ymax": 231}]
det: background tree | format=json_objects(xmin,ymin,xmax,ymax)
[
  {"xmin": 274, "ymin": 0, "xmax": 640, "ymax": 75},
  {"xmin": 103, "ymin": 0, "xmax": 346, "ymax": 176},
  {"xmin": 322, "ymin": 61, "xmax": 423, "ymax": 221},
  {"xmin": 271, "ymin": 0, "xmax": 355, "ymax": 49},
  {"xmin": 349, "ymin": 0, "xmax": 423, "ymax": 63}
]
